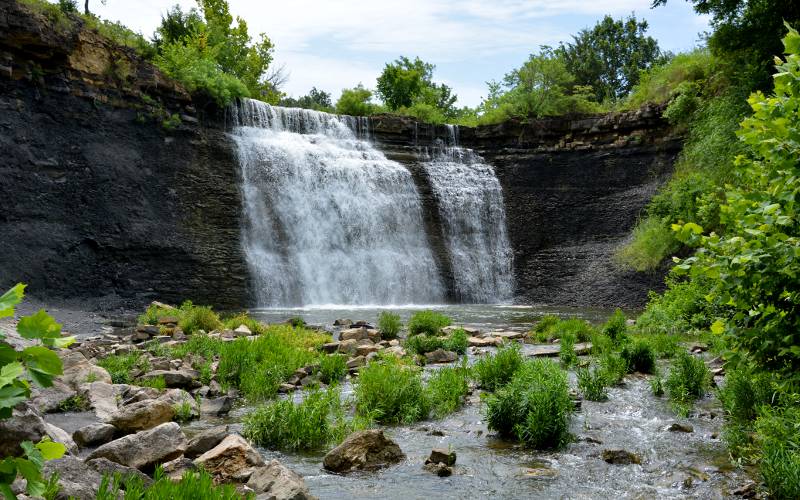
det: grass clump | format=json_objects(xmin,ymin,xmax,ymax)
[
  {"xmin": 136, "ymin": 375, "xmax": 166, "ymax": 390},
  {"xmin": 178, "ymin": 303, "xmax": 222, "ymax": 335},
  {"xmin": 96, "ymin": 468, "xmax": 246, "ymax": 500},
  {"xmin": 243, "ymin": 387, "xmax": 355, "ymax": 450},
  {"xmin": 620, "ymin": 340, "xmax": 656, "ymax": 374},
  {"xmin": 485, "ymin": 359, "xmax": 573, "ymax": 449},
  {"xmin": 138, "ymin": 302, "xmax": 179, "ymax": 325},
  {"xmin": 355, "ymin": 357, "xmax": 428, "ymax": 424},
  {"xmin": 665, "ymin": 352, "xmax": 710, "ymax": 415},
  {"xmin": 614, "ymin": 216, "xmax": 680, "ymax": 271},
  {"xmin": 377, "ymin": 311, "xmax": 402, "ymax": 339},
  {"xmin": 596, "ymin": 352, "xmax": 627, "ymax": 386},
  {"xmin": 601, "ymin": 309, "xmax": 628, "ymax": 343},
  {"xmin": 222, "ymin": 312, "xmax": 269, "ymax": 335},
  {"xmin": 407, "ymin": 310, "xmax": 451, "ymax": 336},
  {"xmin": 529, "ymin": 316, "xmax": 595, "ymax": 343},
  {"xmin": 577, "ymin": 366, "xmax": 609, "ymax": 401},
  {"xmin": 559, "ymin": 333, "xmax": 578, "ymax": 367},
  {"xmin": 319, "ymin": 354, "xmax": 348, "ymax": 384},
  {"xmin": 404, "ymin": 329, "xmax": 468, "ymax": 355},
  {"xmin": 58, "ymin": 394, "xmax": 89, "ymax": 412},
  {"xmin": 97, "ymin": 352, "xmax": 150, "ymax": 384},
  {"xmin": 426, "ymin": 362, "xmax": 471, "ymax": 419},
  {"xmin": 755, "ymin": 406, "xmax": 800, "ymax": 499},
  {"xmin": 473, "ymin": 344, "xmax": 524, "ymax": 391}
]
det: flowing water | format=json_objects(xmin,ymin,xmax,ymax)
[
  {"xmin": 230, "ymin": 99, "xmax": 444, "ymax": 306},
  {"xmin": 419, "ymin": 125, "xmax": 514, "ymax": 303}
]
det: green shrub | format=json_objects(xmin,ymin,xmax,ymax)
[
  {"xmin": 473, "ymin": 344, "xmax": 523, "ymax": 391},
  {"xmin": 97, "ymin": 352, "xmax": 150, "ymax": 385},
  {"xmin": 485, "ymin": 359, "xmax": 573, "ymax": 449},
  {"xmin": 529, "ymin": 316, "xmax": 594, "ymax": 342},
  {"xmin": 620, "ymin": 340, "xmax": 656, "ymax": 374},
  {"xmin": 138, "ymin": 303, "xmax": 179, "ymax": 325},
  {"xmin": 243, "ymin": 388, "xmax": 352, "ymax": 450},
  {"xmin": 577, "ymin": 366, "xmax": 609, "ymax": 401},
  {"xmin": 319, "ymin": 354, "xmax": 348, "ymax": 384},
  {"xmin": 650, "ymin": 374, "xmax": 665, "ymax": 396},
  {"xmin": 426, "ymin": 363, "xmax": 471, "ymax": 419},
  {"xmin": 222, "ymin": 313, "xmax": 268, "ymax": 335},
  {"xmin": 377, "ymin": 311, "xmax": 402, "ymax": 339},
  {"xmin": 95, "ymin": 467, "xmax": 246, "ymax": 500},
  {"xmin": 407, "ymin": 310, "xmax": 451, "ymax": 336},
  {"xmin": 355, "ymin": 358, "xmax": 428, "ymax": 424},
  {"xmin": 559, "ymin": 333, "xmax": 578, "ymax": 368},
  {"xmin": 665, "ymin": 352, "xmax": 710, "ymax": 413},
  {"xmin": 136, "ymin": 376, "xmax": 166, "ymax": 391},
  {"xmin": 635, "ymin": 277, "xmax": 718, "ymax": 336},
  {"xmin": 601, "ymin": 309, "xmax": 627, "ymax": 343},
  {"xmin": 614, "ymin": 216, "xmax": 680, "ymax": 271},
  {"xmin": 529, "ymin": 315, "xmax": 560, "ymax": 342},
  {"xmin": 57, "ymin": 394, "xmax": 89, "ymax": 412},
  {"xmin": 178, "ymin": 304, "xmax": 222, "ymax": 335},
  {"xmin": 597, "ymin": 352, "xmax": 627, "ymax": 386},
  {"xmin": 404, "ymin": 329, "xmax": 468, "ymax": 355},
  {"xmin": 645, "ymin": 334, "xmax": 681, "ymax": 358},
  {"xmin": 718, "ymin": 367, "xmax": 776, "ymax": 424},
  {"xmin": 755, "ymin": 406, "xmax": 800, "ymax": 499}
]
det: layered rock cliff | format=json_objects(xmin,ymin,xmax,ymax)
[{"xmin": 0, "ymin": 0, "xmax": 680, "ymax": 310}]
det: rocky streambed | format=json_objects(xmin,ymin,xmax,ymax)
[{"xmin": 0, "ymin": 308, "xmax": 756, "ymax": 499}]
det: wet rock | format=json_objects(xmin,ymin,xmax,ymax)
[
  {"xmin": 161, "ymin": 456, "xmax": 197, "ymax": 481},
  {"xmin": 490, "ymin": 330, "xmax": 526, "ymax": 340},
  {"xmin": 732, "ymin": 481, "xmax": 758, "ymax": 498},
  {"xmin": 423, "ymin": 462, "xmax": 452, "ymax": 477},
  {"xmin": 194, "ymin": 434, "xmax": 265, "ymax": 483},
  {"xmin": 356, "ymin": 343, "xmax": 381, "ymax": 357},
  {"xmin": 667, "ymin": 423, "xmax": 694, "ymax": 433},
  {"xmin": 427, "ymin": 429, "xmax": 445, "ymax": 437},
  {"xmin": 42, "ymin": 456, "xmax": 103, "ymax": 500},
  {"xmin": 442, "ymin": 325, "xmax": 479, "ymax": 336},
  {"xmin": 333, "ymin": 318, "xmax": 352, "ymax": 327},
  {"xmin": 87, "ymin": 422, "xmax": 187, "ymax": 470},
  {"xmin": 426, "ymin": 448, "xmax": 456, "ymax": 466},
  {"xmin": 108, "ymin": 399, "xmax": 175, "ymax": 433},
  {"xmin": 86, "ymin": 457, "xmax": 153, "ymax": 486},
  {"xmin": 201, "ymin": 396, "xmax": 234, "ymax": 416},
  {"xmin": 322, "ymin": 429, "xmax": 405, "ymax": 473},
  {"xmin": 247, "ymin": 460, "xmax": 317, "ymax": 500},
  {"xmin": 383, "ymin": 345, "xmax": 407, "ymax": 357},
  {"xmin": 185, "ymin": 425, "xmax": 230, "ymax": 459},
  {"xmin": 278, "ymin": 383, "xmax": 296, "ymax": 393},
  {"xmin": 602, "ymin": 449, "xmax": 641, "ymax": 465},
  {"xmin": 157, "ymin": 388, "xmax": 199, "ymax": 419},
  {"xmin": 45, "ymin": 422, "xmax": 78, "ymax": 455},
  {"xmin": 468, "ymin": 336, "xmax": 499, "ymax": 348},
  {"xmin": 321, "ymin": 342, "xmax": 340, "ymax": 354},
  {"xmin": 340, "ymin": 327, "xmax": 369, "ymax": 342},
  {"xmin": 139, "ymin": 369, "xmax": 199, "ymax": 389},
  {"xmin": 425, "ymin": 349, "xmax": 457, "ymax": 364},
  {"xmin": 74, "ymin": 423, "xmax": 116, "ymax": 447},
  {"xmin": 157, "ymin": 316, "xmax": 179, "ymax": 325}
]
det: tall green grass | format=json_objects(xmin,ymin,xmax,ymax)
[
  {"xmin": 355, "ymin": 358, "xmax": 428, "ymax": 424},
  {"xmin": 426, "ymin": 362, "xmax": 471, "ymax": 419},
  {"xmin": 473, "ymin": 344, "xmax": 523, "ymax": 391},
  {"xmin": 665, "ymin": 352, "xmax": 710, "ymax": 415},
  {"xmin": 404, "ymin": 329, "xmax": 468, "ymax": 355},
  {"xmin": 407, "ymin": 310, "xmax": 451, "ymax": 336},
  {"xmin": 377, "ymin": 311, "xmax": 402, "ymax": 339},
  {"xmin": 95, "ymin": 468, "xmax": 246, "ymax": 500},
  {"xmin": 96, "ymin": 352, "xmax": 150, "ymax": 384}
]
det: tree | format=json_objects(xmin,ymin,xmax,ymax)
[
  {"xmin": 652, "ymin": 0, "xmax": 800, "ymax": 91},
  {"xmin": 280, "ymin": 87, "xmax": 333, "ymax": 111},
  {"xmin": 376, "ymin": 56, "xmax": 434, "ymax": 110},
  {"xmin": 335, "ymin": 84, "xmax": 379, "ymax": 116},
  {"xmin": 558, "ymin": 14, "xmax": 666, "ymax": 102}
]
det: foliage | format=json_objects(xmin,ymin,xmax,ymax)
[
  {"xmin": 95, "ymin": 467, "xmax": 247, "ymax": 500},
  {"xmin": 635, "ymin": 276, "xmax": 718, "ymax": 336},
  {"xmin": 596, "ymin": 352, "xmax": 627, "ymax": 386},
  {"xmin": 335, "ymin": 84, "xmax": 382, "ymax": 116},
  {"xmin": 719, "ymin": 367, "xmax": 776, "ymax": 425},
  {"xmin": 377, "ymin": 311, "xmax": 402, "ymax": 339},
  {"xmin": 404, "ymin": 329, "xmax": 468, "ymax": 356},
  {"xmin": 620, "ymin": 340, "xmax": 656, "ymax": 374},
  {"xmin": 177, "ymin": 303, "xmax": 222, "ymax": 335},
  {"xmin": 614, "ymin": 216, "xmax": 680, "ymax": 271},
  {"xmin": 755, "ymin": 405, "xmax": 800, "ymax": 499},
  {"xmin": 221, "ymin": 312, "xmax": 268, "ymax": 335},
  {"xmin": 355, "ymin": 358, "xmax": 428, "ymax": 424},
  {"xmin": 650, "ymin": 374, "xmax": 665, "ymax": 396},
  {"xmin": 665, "ymin": 352, "xmax": 710, "ymax": 413},
  {"xmin": 559, "ymin": 333, "xmax": 578, "ymax": 368},
  {"xmin": 557, "ymin": 14, "xmax": 667, "ymax": 102},
  {"xmin": 318, "ymin": 354, "xmax": 347, "ymax": 385},
  {"xmin": 473, "ymin": 344, "xmax": 523, "ymax": 391},
  {"xmin": 425, "ymin": 362, "xmax": 471, "ymax": 419},
  {"xmin": 625, "ymin": 49, "xmax": 716, "ymax": 108},
  {"xmin": 243, "ymin": 387, "xmax": 354, "ymax": 450},
  {"xmin": 279, "ymin": 87, "xmax": 333, "ymax": 112},
  {"xmin": 601, "ymin": 309, "xmax": 627, "ymax": 343},
  {"xmin": 137, "ymin": 375, "xmax": 166, "ymax": 391},
  {"xmin": 484, "ymin": 359, "xmax": 573, "ymax": 449},
  {"xmin": 0, "ymin": 284, "xmax": 72, "ymax": 498},
  {"xmin": 376, "ymin": 56, "xmax": 457, "ymax": 118},
  {"xmin": 577, "ymin": 366, "xmax": 609, "ymax": 401},
  {"xmin": 138, "ymin": 302, "xmax": 178, "ymax": 325},
  {"xmin": 97, "ymin": 352, "xmax": 150, "ymax": 385},
  {"xmin": 530, "ymin": 316, "xmax": 594, "ymax": 343},
  {"xmin": 83, "ymin": 16, "xmax": 156, "ymax": 59},
  {"xmin": 407, "ymin": 310, "xmax": 451, "ymax": 336},
  {"xmin": 57, "ymin": 394, "xmax": 89, "ymax": 412}
]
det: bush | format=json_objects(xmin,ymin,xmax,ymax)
[
  {"xmin": 529, "ymin": 316, "xmax": 594, "ymax": 343},
  {"xmin": 620, "ymin": 340, "xmax": 656, "ymax": 374},
  {"xmin": 222, "ymin": 313, "xmax": 268, "ymax": 335},
  {"xmin": 243, "ymin": 388, "xmax": 352, "ymax": 450},
  {"xmin": 601, "ymin": 309, "xmax": 627, "ymax": 342},
  {"xmin": 485, "ymin": 359, "xmax": 573, "ymax": 449},
  {"xmin": 97, "ymin": 352, "xmax": 150, "ymax": 384},
  {"xmin": 178, "ymin": 304, "xmax": 222, "ymax": 335},
  {"xmin": 577, "ymin": 366, "xmax": 609, "ymax": 401},
  {"xmin": 377, "ymin": 311, "xmax": 402, "ymax": 339},
  {"xmin": 755, "ymin": 406, "xmax": 800, "ymax": 499},
  {"xmin": 529, "ymin": 315, "xmax": 560, "ymax": 342},
  {"xmin": 355, "ymin": 358, "xmax": 428, "ymax": 424},
  {"xmin": 95, "ymin": 468, "xmax": 246, "ymax": 500},
  {"xmin": 635, "ymin": 277, "xmax": 718, "ymax": 336},
  {"xmin": 319, "ymin": 354, "xmax": 348, "ymax": 384},
  {"xmin": 597, "ymin": 352, "xmax": 627, "ymax": 386},
  {"xmin": 559, "ymin": 333, "xmax": 578, "ymax": 368},
  {"xmin": 405, "ymin": 329, "xmax": 468, "ymax": 355},
  {"xmin": 614, "ymin": 216, "xmax": 680, "ymax": 271},
  {"xmin": 718, "ymin": 367, "xmax": 776, "ymax": 424},
  {"xmin": 138, "ymin": 303, "xmax": 179, "ymax": 325},
  {"xmin": 473, "ymin": 344, "xmax": 523, "ymax": 391},
  {"xmin": 665, "ymin": 352, "xmax": 710, "ymax": 414},
  {"xmin": 426, "ymin": 363, "xmax": 471, "ymax": 419},
  {"xmin": 407, "ymin": 310, "xmax": 451, "ymax": 336}
]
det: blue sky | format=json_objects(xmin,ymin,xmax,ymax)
[{"xmin": 89, "ymin": 0, "xmax": 710, "ymax": 107}]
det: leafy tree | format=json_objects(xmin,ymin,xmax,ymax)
[
  {"xmin": 335, "ymin": 84, "xmax": 380, "ymax": 116},
  {"xmin": 557, "ymin": 14, "xmax": 667, "ymax": 102},
  {"xmin": 0, "ymin": 284, "xmax": 74, "ymax": 498},
  {"xmin": 280, "ymin": 87, "xmax": 334, "ymax": 112},
  {"xmin": 375, "ymin": 56, "xmax": 458, "ymax": 118},
  {"xmin": 153, "ymin": 5, "xmax": 205, "ymax": 48}
]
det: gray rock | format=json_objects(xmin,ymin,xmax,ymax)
[
  {"xmin": 139, "ymin": 369, "xmax": 199, "ymax": 389},
  {"xmin": 424, "ymin": 349, "xmax": 458, "ymax": 364},
  {"xmin": 194, "ymin": 434, "xmax": 265, "ymax": 483},
  {"xmin": 42, "ymin": 456, "xmax": 103, "ymax": 500},
  {"xmin": 77, "ymin": 382, "xmax": 123, "ymax": 421},
  {"xmin": 161, "ymin": 456, "xmax": 197, "ymax": 481},
  {"xmin": 201, "ymin": 396, "xmax": 233, "ymax": 416},
  {"xmin": 422, "ymin": 462, "xmax": 453, "ymax": 477},
  {"xmin": 322, "ymin": 430, "xmax": 405, "ymax": 473},
  {"xmin": 86, "ymin": 422, "xmax": 187, "ymax": 470},
  {"xmin": 426, "ymin": 448, "xmax": 456, "ymax": 466},
  {"xmin": 59, "ymin": 351, "xmax": 112, "ymax": 388},
  {"xmin": 667, "ymin": 423, "xmax": 694, "ymax": 433},
  {"xmin": 108, "ymin": 399, "xmax": 175, "ymax": 433},
  {"xmin": 345, "ymin": 356, "xmax": 365, "ymax": 369},
  {"xmin": 0, "ymin": 406, "xmax": 71, "ymax": 457},
  {"xmin": 85, "ymin": 458, "xmax": 153, "ymax": 486},
  {"xmin": 340, "ymin": 327, "xmax": 369, "ymax": 342},
  {"xmin": 30, "ymin": 380, "xmax": 77, "ymax": 413},
  {"xmin": 247, "ymin": 460, "xmax": 317, "ymax": 500},
  {"xmin": 185, "ymin": 425, "xmax": 230, "ymax": 459},
  {"xmin": 74, "ymin": 423, "xmax": 117, "ymax": 448}
]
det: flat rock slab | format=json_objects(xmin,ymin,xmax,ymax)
[
  {"xmin": 489, "ymin": 330, "xmax": 527, "ymax": 340},
  {"xmin": 468, "ymin": 336, "xmax": 500, "ymax": 347},
  {"xmin": 527, "ymin": 342, "xmax": 592, "ymax": 357}
]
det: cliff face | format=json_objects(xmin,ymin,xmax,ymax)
[{"xmin": 0, "ymin": 1, "xmax": 680, "ymax": 310}]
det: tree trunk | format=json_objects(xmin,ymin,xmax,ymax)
[{"xmin": 84, "ymin": 0, "xmax": 90, "ymax": 15}]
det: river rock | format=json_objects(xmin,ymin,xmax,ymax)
[
  {"xmin": 426, "ymin": 448, "xmax": 456, "ymax": 466},
  {"xmin": 383, "ymin": 345, "xmax": 406, "ymax": 357},
  {"xmin": 86, "ymin": 457, "xmax": 153, "ymax": 486},
  {"xmin": 337, "ymin": 339, "xmax": 358, "ymax": 355},
  {"xmin": 30, "ymin": 380, "xmax": 77, "ymax": 413},
  {"xmin": 162, "ymin": 457, "xmax": 197, "ymax": 481},
  {"xmin": 321, "ymin": 342, "xmax": 340, "ymax": 354},
  {"xmin": 234, "ymin": 324, "xmax": 252, "ymax": 336},
  {"xmin": 346, "ymin": 356, "xmax": 366, "ymax": 369},
  {"xmin": 87, "ymin": 422, "xmax": 187, "ymax": 470},
  {"xmin": 423, "ymin": 462, "xmax": 453, "ymax": 477},
  {"xmin": 333, "ymin": 318, "xmax": 352, "ymax": 327},
  {"xmin": 74, "ymin": 423, "xmax": 116, "ymax": 448},
  {"xmin": 78, "ymin": 381, "xmax": 123, "ymax": 421},
  {"xmin": 194, "ymin": 434, "xmax": 265, "ymax": 482},
  {"xmin": 157, "ymin": 388, "xmax": 199, "ymax": 419},
  {"xmin": 247, "ymin": 460, "xmax": 317, "ymax": 500},
  {"xmin": 0, "ymin": 406, "xmax": 71, "ymax": 457},
  {"xmin": 340, "ymin": 327, "xmax": 369, "ymax": 341},
  {"xmin": 59, "ymin": 351, "xmax": 112, "ymax": 388},
  {"xmin": 442, "ymin": 325, "xmax": 479, "ymax": 335},
  {"xmin": 602, "ymin": 449, "xmax": 641, "ymax": 465},
  {"xmin": 42, "ymin": 456, "xmax": 103, "ymax": 500},
  {"xmin": 108, "ymin": 399, "xmax": 175, "ymax": 433},
  {"xmin": 490, "ymin": 330, "xmax": 526, "ymax": 340},
  {"xmin": 468, "ymin": 336, "xmax": 500, "ymax": 347},
  {"xmin": 139, "ymin": 369, "xmax": 199, "ymax": 389},
  {"xmin": 201, "ymin": 396, "xmax": 234, "ymax": 416},
  {"xmin": 322, "ymin": 429, "xmax": 405, "ymax": 473},
  {"xmin": 44, "ymin": 422, "xmax": 78, "ymax": 454},
  {"xmin": 355, "ymin": 343, "xmax": 381, "ymax": 357},
  {"xmin": 425, "ymin": 349, "xmax": 458, "ymax": 364},
  {"xmin": 185, "ymin": 425, "xmax": 230, "ymax": 458},
  {"xmin": 667, "ymin": 423, "xmax": 694, "ymax": 433}
]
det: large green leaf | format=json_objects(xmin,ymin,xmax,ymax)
[
  {"xmin": 0, "ymin": 362, "xmax": 23, "ymax": 389},
  {"xmin": 0, "ymin": 284, "xmax": 25, "ymax": 319},
  {"xmin": 35, "ymin": 438, "xmax": 66, "ymax": 461},
  {"xmin": 17, "ymin": 310, "xmax": 62, "ymax": 341},
  {"xmin": 21, "ymin": 347, "xmax": 62, "ymax": 377},
  {"xmin": 0, "ymin": 384, "xmax": 29, "ymax": 409},
  {"xmin": 0, "ymin": 343, "xmax": 17, "ymax": 366},
  {"xmin": 15, "ymin": 457, "xmax": 44, "ymax": 497}
]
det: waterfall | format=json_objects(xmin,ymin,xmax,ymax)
[
  {"xmin": 230, "ymin": 99, "xmax": 444, "ymax": 306},
  {"xmin": 420, "ymin": 125, "xmax": 514, "ymax": 303}
]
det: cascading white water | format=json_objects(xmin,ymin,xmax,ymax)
[
  {"xmin": 230, "ymin": 99, "xmax": 444, "ymax": 306},
  {"xmin": 421, "ymin": 125, "xmax": 514, "ymax": 303}
]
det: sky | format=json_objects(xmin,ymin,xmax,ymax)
[{"xmin": 86, "ymin": 0, "xmax": 710, "ymax": 107}]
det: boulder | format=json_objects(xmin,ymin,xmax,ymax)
[
  {"xmin": 108, "ymin": 399, "xmax": 175, "ymax": 433},
  {"xmin": 337, "ymin": 339, "xmax": 358, "ymax": 355},
  {"xmin": 346, "ymin": 356, "xmax": 365, "ymax": 369},
  {"xmin": 78, "ymin": 382, "xmax": 123, "ymax": 421},
  {"xmin": 424, "ymin": 349, "xmax": 458, "ymax": 364},
  {"xmin": 185, "ymin": 425, "xmax": 230, "ymax": 459},
  {"xmin": 426, "ymin": 448, "xmax": 456, "ymax": 466},
  {"xmin": 382, "ymin": 346, "xmax": 407, "ymax": 358},
  {"xmin": 422, "ymin": 462, "xmax": 452, "ymax": 477},
  {"xmin": 44, "ymin": 422, "xmax": 78, "ymax": 455},
  {"xmin": 30, "ymin": 380, "xmax": 77, "ymax": 413},
  {"xmin": 0, "ymin": 407, "xmax": 63, "ymax": 457},
  {"xmin": 42, "ymin": 456, "xmax": 103, "ymax": 500},
  {"xmin": 322, "ymin": 430, "xmax": 404, "ymax": 473},
  {"xmin": 139, "ymin": 369, "xmax": 199, "ymax": 389},
  {"xmin": 60, "ymin": 351, "xmax": 112, "ymax": 388},
  {"xmin": 86, "ymin": 457, "xmax": 153, "ymax": 486},
  {"xmin": 201, "ymin": 396, "xmax": 234, "ymax": 416},
  {"xmin": 234, "ymin": 325, "xmax": 252, "ymax": 336},
  {"xmin": 355, "ymin": 344, "xmax": 381, "ymax": 357},
  {"xmin": 74, "ymin": 423, "xmax": 116, "ymax": 448},
  {"xmin": 86, "ymin": 422, "xmax": 187, "ymax": 470},
  {"xmin": 340, "ymin": 327, "xmax": 369, "ymax": 342},
  {"xmin": 333, "ymin": 318, "xmax": 352, "ymax": 327},
  {"xmin": 667, "ymin": 423, "xmax": 694, "ymax": 433},
  {"xmin": 161, "ymin": 457, "xmax": 197, "ymax": 481},
  {"xmin": 157, "ymin": 388, "xmax": 200, "ymax": 419},
  {"xmin": 489, "ymin": 330, "xmax": 526, "ymax": 340},
  {"xmin": 194, "ymin": 434, "xmax": 265, "ymax": 483},
  {"xmin": 247, "ymin": 461, "xmax": 316, "ymax": 499},
  {"xmin": 320, "ymin": 342, "xmax": 340, "ymax": 354},
  {"xmin": 602, "ymin": 449, "xmax": 641, "ymax": 465},
  {"xmin": 468, "ymin": 336, "xmax": 500, "ymax": 348}
]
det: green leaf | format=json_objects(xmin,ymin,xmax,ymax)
[
  {"xmin": 15, "ymin": 457, "xmax": 44, "ymax": 497},
  {"xmin": 17, "ymin": 310, "xmax": 62, "ymax": 340},
  {"xmin": 0, "ymin": 384, "xmax": 29, "ymax": 409},
  {"xmin": 44, "ymin": 335, "xmax": 75, "ymax": 349},
  {"xmin": 0, "ymin": 343, "xmax": 17, "ymax": 366},
  {"xmin": 0, "ymin": 362, "xmax": 24, "ymax": 388},
  {"xmin": 0, "ymin": 284, "xmax": 25, "ymax": 319},
  {"xmin": 35, "ymin": 438, "xmax": 66, "ymax": 461},
  {"xmin": 0, "ymin": 482, "xmax": 17, "ymax": 500},
  {"xmin": 710, "ymin": 320, "xmax": 725, "ymax": 335},
  {"xmin": 22, "ymin": 347, "xmax": 62, "ymax": 377}
]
